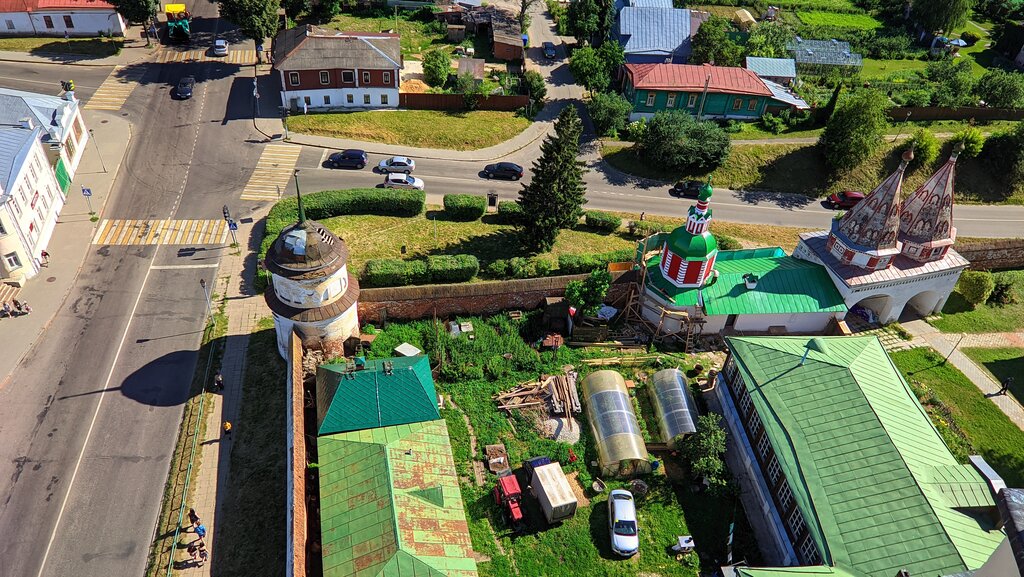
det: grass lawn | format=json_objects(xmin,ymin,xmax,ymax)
[
  {"xmin": 891, "ymin": 348, "xmax": 1024, "ymax": 487},
  {"xmin": 930, "ymin": 295, "xmax": 1024, "ymax": 334},
  {"xmin": 796, "ymin": 11, "xmax": 882, "ymax": 29},
  {"xmin": 0, "ymin": 37, "xmax": 122, "ymax": 57},
  {"xmin": 288, "ymin": 110, "xmax": 530, "ymax": 151},
  {"xmin": 322, "ymin": 12, "xmax": 447, "ymax": 57},
  {"xmin": 962, "ymin": 347, "xmax": 1024, "ymax": 405},
  {"xmin": 860, "ymin": 57, "xmax": 928, "ymax": 79}
]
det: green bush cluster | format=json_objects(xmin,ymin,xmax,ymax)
[
  {"xmin": 584, "ymin": 210, "xmax": 622, "ymax": 233},
  {"xmin": 989, "ymin": 271, "xmax": 1023, "ymax": 306},
  {"xmin": 957, "ymin": 271, "xmax": 996, "ymax": 307},
  {"xmin": 497, "ymin": 200, "xmax": 524, "ymax": 224},
  {"xmin": 627, "ymin": 220, "xmax": 671, "ymax": 238},
  {"xmin": 717, "ymin": 234, "xmax": 743, "ymax": 250},
  {"xmin": 443, "ymin": 194, "xmax": 487, "ymax": 221},
  {"xmin": 484, "ymin": 257, "xmax": 554, "ymax": 279},
  {"xmin": 362, "ymin": 254, "xmax": 480, "ymax": 287},
  {"xmin": 557, "ymin": 249, "xmax": 633, "ymax": 274}
]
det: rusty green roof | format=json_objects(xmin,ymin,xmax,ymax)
[
  {"xmin": 646, "ymin": 247, "xmax": 847, "ymax": 316},
  {"xmin": 318, "ymin": 419, "xmax": 478, "ymax": 577},
  {"xmin": 725, "ymin": 336, "xmax": 1003, "ymax": 577},
  {"xmin": 317, "ymin": 356, "xmax": 439, "ymax": 436}
]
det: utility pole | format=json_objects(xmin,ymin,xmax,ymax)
[
  {"xmin": 696, "ymin": 74, "xmax": 711, "ymax": 122},
  {"xmin": 199, "ymin": 278, "xmax": 213, "ymax": 323},
  {"xmin": 88, "ymin": 129, "xmax": 107, "ymax": 173},
  {"xmin": 892, "ymin": 110, "xmax": 913, "ymax": 143},
  {"xmin": 222, "ymin": 205, "xmax": 238, "ymax": 246}
]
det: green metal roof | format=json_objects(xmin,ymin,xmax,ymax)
[
  {"xmin": 665, "ymin": 226, "xmax": 718, "ymax": 260},
  {"xmin": 725, "ymin": 336, "xmax": 1003, "ymax": 577},
  {"xmin": 646, "ymin": 248, "xmax": 847, "ymax": 316},
  {"xmin": 318, "ymin": 420, "xmax": 479, "ymax": 577},
  {"xmin": 317, "ymin": 356, "xmax": 440, "ymax": 436},
  {"xmin": 737, "ymin": 566, "xmax": 859, "ymax": 577}
]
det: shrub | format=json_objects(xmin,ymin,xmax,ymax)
[
  {"xmin": 423, "ymin": 48, "xmax": 451, "ymax": 87},
  {"xmin": 627, "ymin": 220, "xmax": 671, "ymax": 238},
  {"xmin": 623, "ymin": 119, "xmax": 647, "ymax": 142},
  {"xmin": 533, "ymin": 258, "xmax": 553, "ymax": 276},
  {"xmin": 363, "ymin": 258, "xmax": 430, "ymax": 287},
  {"xmin": 497, "ymin": 200, "xmax": 524, "ymax": 224},
  {"xmin": 584, "ymin": 210, "xmax": 622, "ymax": 233},
  {"xmin": 564, "ymin": 269, "xmax": 612, "ymax": 316},
  {"xmin": 427, "ymin": 254, "xmax": 480, "ymax": 283},
  {"xmin": 897, "ymin": 89, "xmax": 933, "ymax": 108},
  {"xmin": 760, "ymin": 113, "xmax": 788, "ymax": 135},
  {"xmin": 485, "ymin": 259, "xmax": 510, "ymax": 278},
  {"xmin": 957, "ymin": 271, "xmax": 995, "ymax": 308},
  {"xmin": 557, "ymin": 248, "xmax": 633, "ymax": 274},
  {"xmin": 975, "ymin": 69, "xmax": 1024, "ymax": 109},
  {"xmin": 960, "ymin": 31, "xmax": 981, "ymax": 46},
  {"xmin": 639, "ymin": 111, "xmax": 730, "ymax": 173},
  {"xmin": 819, "ymin": 89, "xmax": 889, "ymax": 172},
  {"xmin": 867, "ymin": 33, "xmax": 913, "ymax": 59},
  {"xmin": 443, "ymin": 194, "xmax": 486, "ymax": 221},
  {"xmin": 910, "ymin": 129, "xmax": 939, "ymax": 166},
  {"xmin": 989, "ymin": 271, "xmax": 1021, "ymax": 305},
  {"xmin": 951, "ymin": 126, "xmax": 985, "ymax": 157},
  {"xmin": 717, "ymin": 234, "xmax": 742, "ymax": 250},
  {"xmin": 587, "ymin": 92, "xmax": 633, "ymax": 136}
]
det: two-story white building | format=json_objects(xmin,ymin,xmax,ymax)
[
  {"xmin": 0, "ymin": 86, "xmax": 88, "ymax": 191},
  {"xmin": 0, "ymin": 120, "xmax": 66, "ymax": 284},
  {"xmin": 0, "ymin": 0, "xmax": 126, "ymax": 37}
]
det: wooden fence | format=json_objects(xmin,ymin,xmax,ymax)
[
  {"xmin": 887, "ymin": 106, "xmax": 1024, "ymax": 122},
  {"xmin": 398, "ymin": 93, "xmax": 530, "ymax": 111}
]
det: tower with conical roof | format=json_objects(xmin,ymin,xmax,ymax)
[
  {"xmin": 264, "ymin": 180, "xmax": 360, "ymax": 358},
  {"xmin": 659, "ymin": 181, "xmax": 719, "ymax": 288},
  {"xmin": 898, "ymin": 143, "xmax": 961, "ymax": 263}
]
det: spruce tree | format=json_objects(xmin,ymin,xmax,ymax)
[{"xmin": 517, "ymin": 106, "xmax": 588, "ymax": 251}]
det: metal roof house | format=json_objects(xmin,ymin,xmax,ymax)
[
  {"xmin": 718, "ymin": 336, "xmax": 1007, "ymax": 577},
  {"xmin": 0, "ymin": 87, "xmax": 88, "ymax": 189},
  {"xmin": 745, "ymin": 56, "xmax": 797, "ymax": 86},
  {"xmin": 616, "ymin": 7, "xmax": 696, "ymax": 64}
]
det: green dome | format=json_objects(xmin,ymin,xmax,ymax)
[
  {"xmin": 699, "ymin": 181, "xmax": 713, "ymax": 201},
  {"xmin": 666, "ymin": 227, "xmax": 718, "ymax": 259}
]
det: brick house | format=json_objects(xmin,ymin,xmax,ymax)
[{"xmin": 272, "ymin": 25, "xmax": 402, "ymax": 111}]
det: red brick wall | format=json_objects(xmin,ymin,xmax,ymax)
[
  {"xmin": 493, "ymin": 40, "xmax": 524, "ymax": 61},
  {"xmin": 288, "ymin": 332, "xmax": 307, "ymax": 577},
  {"xmin": 959, "ymin": 239, "xmax": 1024, "ymax": 271}
]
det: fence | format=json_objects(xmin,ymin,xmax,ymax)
[
  {"xmin": 958, "ymin": 239, "xmax": 1024, "ymax": 271},
  {"xmin": 399, "ymin": 92, "xmax": 530, "ymax": 111},
  {"xmin": 887, "ymin": 106, "xmax": 1024, "ymax": 122}
]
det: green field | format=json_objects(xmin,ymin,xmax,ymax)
[
  {"xmin": 860, "ymin": 57, "xmax": 929, "ymax": 79},
  {"xmin": 930, "ymin": 272, "xmax": 1024, "ymax": 333},
  {"xmin": 324, "ymin": 12, "xmax": 447, "ymax": 57},
  {"xmin": 0, "ymin": 37, "xmax": 122, "ymax": 57},
  {"xmin": 288, "ymin": 110, "xmax": 531, "ymax": 151},
  {"xmin": 962, "ymin": 347, "xmax": 1024, "ymax": 405},
  {"xmin": 797, "ymin": 11, "xmax": 882, "ymax": 29}
]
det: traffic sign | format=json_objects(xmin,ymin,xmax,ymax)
[
  {"xmin": 228, "ymin": 221, "xmax": 238, "ymax": 231},
  {"xmin": 81, "ymin": 186, "xmax": 92, "ymax": 197}
]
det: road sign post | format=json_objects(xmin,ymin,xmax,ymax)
[
  {"xmin": 81, "ymin": 186, "xmax": 94, "ymax": 214},
  {"xmin": 228, "ymin": 220, "xmax": 238, "ymax": 246},
  {"xmin": 199, "ymin": 278, "xmax": 213, "ymax": 324}
]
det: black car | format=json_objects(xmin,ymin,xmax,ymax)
[
  {"xmin": 483, "ymin": 162, "xmax": 524, "ymax": 180},
  {"xmin": 670, "ymin": 180, "xmax": 701, "ymax": 198},
  {"xmin": 328, "ymin": 149, "xmax": 367, "ymax": 169},
  {"xmin": 542, "ymin": 41, "xmax": 557, "ymax": 59},
  {"xmin": 176, "ymin": 76, "xmax": 195, "ymax": 99}
]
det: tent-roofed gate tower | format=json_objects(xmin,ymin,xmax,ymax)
[{"xmin": 794, "ymin": 145, "xmax": 970, "ymax": 324}]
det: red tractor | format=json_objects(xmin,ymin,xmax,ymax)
[{"xmin": 493, "ymin": 472, "xmax": 526, "ymax": 532}]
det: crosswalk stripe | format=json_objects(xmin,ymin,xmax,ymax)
[
  {"xmin": 91, "ymin": 219, "xmax": 228, "ymax": 245},
  {"xmin": 240, "ymin": 144, "xmax": 302, "ymax": 201},
  {"xmin": 156, "ymin": 48, "xmax": 257, "ymax": 65},
  {"xmin": 85, "ymin": 66, "xmax": 146, "ymax": 111}
]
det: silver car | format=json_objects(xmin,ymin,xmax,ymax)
[
  {"xmin": 378, "ymin": 156, "xmax": 415, "ymax": 174},
  {"xmin": 383, "ymin": 173, "xmax": 424, "ymax": 190},
  {"xmin": 608, "ymin": 490, "xmax": 639, "ymax": 557},
  {"xmin": 213, "ymin": 39, "xmax": 229, "ymax": 56}
]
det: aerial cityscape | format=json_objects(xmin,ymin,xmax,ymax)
[{"xmin": 1, "ymin": 0, "xmax": 1024, "ymax": 576}]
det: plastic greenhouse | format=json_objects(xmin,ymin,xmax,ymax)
[
  {"xmin": 650, "ymin": 369, "xmax": 698, "ymax": 448},
  {"xmin": 582, "ymin": 370, "xmax": 651, "ymax": 478}
]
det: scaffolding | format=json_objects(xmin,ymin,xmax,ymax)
[{"xmin": 618, "ymin": 234, "xmax": 706, "ymax": 351}]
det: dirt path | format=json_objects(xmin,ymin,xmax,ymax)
[{"xmin": 447, "ymin": 396, "xmax": 487, "ymax": 487}]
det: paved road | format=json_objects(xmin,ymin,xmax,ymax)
[
  {"xmin": 0, "ymin": 60, "xmax": 111, "ymax": 101},
  {"xmin": 0, "ymin": 9, "xmax": 267, "ymax": 577}
]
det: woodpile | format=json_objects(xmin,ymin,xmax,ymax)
[
  {"xmin": 493, "ymin": 381, "xmax": 546, "ymax": 411},
  {"xmin": 493, "ymin": 367, "xmax": 582, "ymax": 429}
]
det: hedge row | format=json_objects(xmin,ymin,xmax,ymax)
[
  {"xmin": 444, "ymin": 194, "xmax": 487, "ymax": 221},
  {"xmin": 585, "ymin": 210, "xmax": 622, "ymax": 233},
  {"xmin": 362, "ymin": 254, "xmax": 480, "ymax": 287},
  {"xmin": 497, "ymin": 201, "xmax": 523, "ymax": 224},
  {"xmin": 484, "ymin": 257, "xmax": 554, "ymax": 279},
  {"xmin": 557, "ymin": 249, "xmax": 634, "ymax": 274}
]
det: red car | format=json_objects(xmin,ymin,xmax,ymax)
[{"xmin": 827, "ymin": 190, "xmax": 865, "ymax": 209}]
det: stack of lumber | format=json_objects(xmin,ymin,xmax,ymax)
[
  {"xmin": 494, "ymin": 382, "xmax": 548, "ymax": 411},
  {"xmin": 547, "ymin": 370, "xmax": 581, "ymax": 417}
]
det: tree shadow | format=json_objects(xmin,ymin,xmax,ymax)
[
  {"xmin": 587, "ymin": 496, "xmax": 620, "ymax": 560},
  {"xmin": 27, "ymin": 39, "xmax": 122, "ymax": 60},
  {"xmin": 426, "ymin": 228, "xmax": 529, "ymax": 262}
]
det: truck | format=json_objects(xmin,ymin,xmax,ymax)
[
  {"xmin": 525, "ymin": 457, "xmax": 577, "ymax": 524},
  {"xmin": 493, "ymin": 472, "xmax": 525, "ymax": 532},
  {"xmin": 165, "ymin": 4, "xmax": 191, "ymax": 44}
]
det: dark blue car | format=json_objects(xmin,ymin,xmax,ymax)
[
  {"xmin": 176, "ymin": 76, "xmax": 195, "ymax": 99},
  {"xmin": 328, "ymin": 149, "xmax": 367, "ymax": 169}
]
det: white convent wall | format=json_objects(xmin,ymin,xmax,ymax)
[
  {"xmin": 279, "ymin": 87, "xmax": 398, "ymax": 110},
  {"xmin": 271, "ymin": 264, "xmax": 350, "ymax": 309},
  {"xmin": 273, "ymin": 303, "xmax": 359, "ymax": 358}
]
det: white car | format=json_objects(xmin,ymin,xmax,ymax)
[
  {"xmin": 383, "ymin": 173, "xmax": 425, "ymax": 190},
  {"xmin": 608, "ymin": 490, "xmax": 639, "ymax": 557},
  {"xmin": 378, "ymin": 156, "xmax": 416, "ymax": 174},
  {"xmin": 213, "ymin": 39, "xmax": 229, "ymax": 56}
]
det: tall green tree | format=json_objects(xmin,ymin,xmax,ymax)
[
  {"xmin": 219, "ymin": 0, "xmax": 280, "ymax": 42},
  {"xmin": 690, "ymin": 16, "xmax": 742, "ymax": 66},
  {"xmin": 926, "ymin": 58, "xmax": 976, "ymax": 107},
  {"xmin": 818, "ymin": 89, "xmax": 890, "ymax": 172},
  {"xmin": 569, "ymin": 45, "xmax": 609, "ymax": 93},
  {"xmin": 423, "ymin": 48, "xmax": 452, "ymax": 87},
  {"xmin": 107, "ymin": 0, "xmax": 158, "ymax": 45},
  {"xmin": 517, "ymin": 106, "xmax": 588, "ymax": 251},
  {"xmin": 597, "ymin": 38, "xmax": 624, "ymax": 80},
  {"xmin": 567, "ymin": 0, "xmax": 600, "ymax": 44},
  {"xmin": 912, "ymin": 0, "xmax": 974, "ymax": 33},
  {"xmin": 587, "ymin": 91, "xmax": 632, "ymax": 136},
  {"xmin": 975, "ymin": 69, "xmax": 1024, "ymax": 108},
  {"xmin": 745, "ymin": 21, "xmax": 791, "ymax": 58},
  {"xmin": 638, "ymin": 111, "xmax": 731, "ymax": 173}
]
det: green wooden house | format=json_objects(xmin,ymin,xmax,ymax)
[{"xmin": 622, "ymin": 63, "xmax": 806, "ymax": 121}]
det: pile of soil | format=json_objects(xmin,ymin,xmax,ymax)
[{"xmin": 400, "ymin": 79, "xmax": 430, "ymax": 93}]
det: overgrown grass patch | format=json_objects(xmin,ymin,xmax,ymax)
[
  {"xmin": 0, "ymin": 36, "xmax": 123, "ymax": 57},
  {"xmin": 796, "ymin": 11, "xmax": 882, "ymax": 29},
  {"xmin": 891, "ymin": 348, "xmax": 1024, "ymax": 487},
  {"xmin": 962, "ymin": 347, "xmax": 1024, "ymax": 404},
  {"xmin": 322, "ymin": 12, "xmax": 447, "ymax": 57},
  {"xmin": 287, "ymin": 110, "xmax": 531, "ymax": 151}
]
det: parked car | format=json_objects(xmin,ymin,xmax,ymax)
[
  {"xmin": 328, "ymin": 149, "xmax": 367, "ymax": 169},
  {"xmin": 213, "ymin": 39, "xmax": 229, "ymax": 56},
  {"xmin": 827, "ymin": 190, "xmax": 865, "ymax": 209},
  {"xmin": 608, "ymin": 490, "xmax": 639, "ymax": 557},
  {"xmin": 383, "ymin": 173, "xmax": 425, "ymax": 190},
  {"xmin": 378, "ymin": 156, "xmax": 416, "ymax": 174},
  {"xmin": 542, "ymin": 41, "xmax": 557, "ymax": 59},
  {"xmin": 483, "ymin": 162, "xmax": 524, "ymax": 180},
  {"xmin": 670, "ymin": 180, "xmax": 701, "ymax": 198},
  {"xmin": 176, "ymin": 76, "xmax": 195, "ymax": 99}
]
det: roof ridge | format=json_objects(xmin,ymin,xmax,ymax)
[{"xmin": 358, "ymin": 35, "xmax": 401, "ymax": 69}]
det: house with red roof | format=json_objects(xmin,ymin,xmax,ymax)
[
  {"xmin": 622, "ymin": 62, "xmax": 807, "ymax": 121},
  {"xmin": 0, "ymin": 0, "xmax": 125, "ymax": 37}
]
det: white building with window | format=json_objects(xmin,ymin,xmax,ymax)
[
  {"xmin": 0, "ymin": 86, "xmax": 89, "ymax": 192},
  {"xmin": 0, "ymin": 0, "xmax": 125, "ymax": 37},
  {"xmin": 0, "ymin": 121, "xmax": 65, "ymax": 284}
]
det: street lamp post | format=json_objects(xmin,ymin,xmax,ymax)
[
  {"xmin": 88, "ymin": 128, "xmax": 107, "ymax": 174},
  {"xmin": 199, "ymin": 278, "xmax": 213, "ymax": 323}
]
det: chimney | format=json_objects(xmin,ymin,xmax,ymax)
[{"xmin": 18, "ymin": 117, "xmax": 33, "ymax": 130}]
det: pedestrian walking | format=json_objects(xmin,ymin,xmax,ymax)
[
  {"xmin": 1000, "ymin": 377, "xmax": 1015, "ymax": 395},
  {"xmin": 187, "ymin": 541, "xmax": 199, "ymax": 562},
  {"xmin": 188, "ymin": 508, "xmax": 200, "ymax": 529},
  {"xmin": 12, "ymin": 300, "xmax": 22, "ymax": 315},
  {"xmin": 21, "ymin": 301, "xmax": 30, "ymax": 315},
  {"xmin": 194, "ymin": 523, "xmax": 207, "ymax": 542},
  {"xmin": 639, "ymin": 211, "xmax": 645, "ymax": 221},
  {"xmin": 213, "ymin": 371, "xmax": 224, "ymax": 392},
  {"xmin": 1, "ymin": 301, "xmax": 10, "ymax": 317},
  {"xmin": 40, "ymin": 250, "xmax": 49, "ymax": 265},
  {"xmin": 223, "ymin": 421, "xmax": 232, "ymax": 438},
  {"xmin": 197, "ymin": 542, "xmax": 209, "ymax": 566}
]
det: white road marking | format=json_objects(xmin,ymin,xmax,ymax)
[{"xmin": 151, "ymin": 264, "xmax": 220, "ymax": 269}]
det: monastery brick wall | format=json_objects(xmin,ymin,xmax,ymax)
[{"xmin": 958, "ymin": 239, "xmax": 1024, "ymax": 271}]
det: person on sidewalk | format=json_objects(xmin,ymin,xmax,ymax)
[
  {"xmin": 213, "ymin": 371, "xmax": 224, "ymax": 392},
  {"xmin": 188, "ymin": 508, "xmax": 200, "ymax": 530},
  {"xmin": 40, "ymin": 250, "xmax": 49, "ymax": 265},
  {"xmin": 187, "ymin": 542, "xmax": 199, "ymax": 563},
  {"xmin": 223, "ymin": 421, "xmax": 232, "ymax": 438},
  {"xmin": 1, "ymin": 301, "xmax": 10, "ymax": 317},
  {"xmin": 21, "ymin": 301, "xmax": 30, "ymax": 315},
  {"xmin": 1000, "ymin": 377, "xmax": 1014, "ymax": 395},
  {"xmin": 197, "ymin": 544, "xmax": 209, "ymax": 567},
  {"xmin": 194, "ymin": 523, "xmax": 207, "ymax": 543}
]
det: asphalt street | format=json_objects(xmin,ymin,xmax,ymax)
[
  {"xmin": 0, "ymin": 7, "xmax": 266, "ymax": 577},
  {"xmin": 0, "ymin": 60, "xmax": 110, "ymax": 101}
]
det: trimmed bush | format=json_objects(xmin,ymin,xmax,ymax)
[
  {"xmin": 557, "ymin": 249, "xmax": 633, "ymax": 274},
  {"xmin": 717, "ymin": 234, "xmax": 742, "ymax": 250},
  {"xmin": 584, "ymin": 210, "xmax": 622, "ymax": 233},
  {"xmin": 363, "ymin": 258, "xmax": 430, "ymax": 287},
  {"xmin": 957, "ymin": 271, "xmax": 995, "ymax": 308},
  {"xmin": 443, "ymin": 194, "xmax": 487, "ymax": 221},
  {"xmin": 627, "ymin": 220, "xmax": 671, "ymax": 238},
  {"xmin": 427, "ymin": 254, "xmax": 479, "ymax": 283},
  {"xmin": 497, "ymin": 200, "xmax": 524, "ymax": 224}
]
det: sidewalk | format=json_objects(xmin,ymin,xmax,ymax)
[
  {"xmin": 0, "ymin": 26, "xmax": 158, "ymax": 67},
  {"xmin": 902, "ymin": 319, "xmax": 1024, "ymax": 429},
  {"xmin": 174, "ymin": 205, "xmax": 272, "ymax": 575},
  {"xmin": 0, "ymin": 110, "xmax": 131, "ymax": 389}
]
